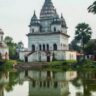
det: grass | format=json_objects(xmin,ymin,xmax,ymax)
[{"xmin": 48, "ymin": 60, "xmax": 77, "ymax": 65}]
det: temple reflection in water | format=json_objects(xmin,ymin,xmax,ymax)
[{"xmin": 19, "ymin": 70, "xmax": 77, "ymax": 96}]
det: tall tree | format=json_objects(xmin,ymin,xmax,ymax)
[
  {"xmin": 88, "ymin": 1, "xmax": 96, "ymax": 14},
  {"xmin": 4, "ymin": 36, "xmax": 13, "ymax": 44},
  {"xmin": 75, "ymin": 23, "xmax": 92, "ymax": 58},
  {"xmin": 4, "ymin": 36, "xmax": 17, "ymax": 59}
]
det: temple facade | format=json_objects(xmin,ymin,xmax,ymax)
[
  {"xmin": 0, "ymin": 29, "xmax": 9, "ymax": 60},
  {"xmin": 19, "ymin": 0, "xmax": 76, "ymax": 62}
]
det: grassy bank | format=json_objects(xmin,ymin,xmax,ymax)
[
  {"xmin": 44, "ymin": 60, "xmax": 77, "ymax": 71},
  {"xmin": 0, "ymin": 60, "xmax": 17, "ymax": 71},
  {"xmin": 48, "ymin": 60, "xmax": 77, "ymax": 65},
  {"xmin": 0, "ymin": 59, "xmax": 96, "ymax": 71},
  {"xmin": 45, "ymin": 60, "xmax": 96, "ymax": 71}
]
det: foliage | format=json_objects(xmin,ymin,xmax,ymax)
[
  {"xmin": 4, "ymin": 36, "xmax": 17, "ymax": 59},
  {"xmin": 0, "ymin": 60, "xmax": 17, "ymax": 71},
  {"xmin": 49, "ymin": 60, "xmax": 77, "ymax": 65},
  {"xmin": 88, "ymin": 1, "xmax": 96, "ymax": 14},
  {"xmin": 74, "ymin": 23, "xmax": 92, "ymax": 58},
  {"xmin": 4, "ymin": 36, "xmax": 13, "ymax": 44},
  {"xmin": 70, "ymin": 39, "xmax": 81, "ymax": 52},
  {"xmin": 4, "ymin": 36, "xmax": 23, "ymax": 60},
  {"xmin": 75, "ymin": 23, "xmax": 92, "ymax": 47},
  {"xmin": 85, "ymin": 39, "xmax": 96, "ymax": 55}
]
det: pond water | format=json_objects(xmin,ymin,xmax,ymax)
[{"xmin": 0, "ymin": 68, "xmax": 96, "ymax": 96}]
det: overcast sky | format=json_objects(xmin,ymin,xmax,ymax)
[{"xmin": 0, "ymin": 0, "xmax": 96, "ymax": 47}]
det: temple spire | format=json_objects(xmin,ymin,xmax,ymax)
[{"xmin": 40, "ymin": 0, "xmax": 56, "ymax": 19}]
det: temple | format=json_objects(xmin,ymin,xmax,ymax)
[{"xmin": 19, "ymin": 0, "xmax": 76, "ymax": 62}]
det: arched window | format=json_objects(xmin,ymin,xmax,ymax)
[
  {"xmin": 54, "ymin": 27, "xmax": 56, "ymax": 32},
  {"xmin": 39, "ymin": 44, "xmax": 41, "ymax": 51},
  {"xmin": 32, "ymin": 45, "xmax": 35, "ymax": 52},
  {"xmin": 43, "ymin": 44, "xmax": 45, "ymax": 51},
  {"xmin": 53, "ymin": 44, "xmax": 57, "ymax": 50},
  {"xmin": 47, "ymin": 44, "xmax": 49, "ymax": 51},
  {"xmin": 32, "ymin": 29, "xmax": 34, "ymax": 33}
]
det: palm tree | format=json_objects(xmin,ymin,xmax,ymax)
[
  {"xmin": 88, "ymin": 1, "xmax": 96, "ymax": 14},
  {"xmin": 75, "ymin": 23, "xmax": 92, "ymax": 59}
]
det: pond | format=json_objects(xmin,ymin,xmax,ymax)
[{"xmin": 0, "ymin": 68, "xmax": 96, "ymax": 96}]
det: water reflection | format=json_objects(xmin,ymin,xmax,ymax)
[{"xmin": 0, "ymin": 69, "xmax": 96, "ymax": 96}]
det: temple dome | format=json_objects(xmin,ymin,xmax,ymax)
[
  {"xmin": 40, "ymin": 0, "xmax": 58, "ymax": 19},
  {"xmin": 30, "ymin": 11, "xmax": 40, "ymax": 27}
]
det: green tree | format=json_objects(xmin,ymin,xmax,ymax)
[
  {"xmin": 85, "ymin": 39, "xmax": 96, "ymax": 55},
  {"xmin": 88, "ymin": 1, "xmax": 96, "ymax": 14},
  {"xmin": 17, "ymin": 41, "xmax": 24, "ymax": 50},
  {"xmin": 70, "ymin": 39, "xmax": 81, "ymax": 52},
  {"xmin": 4, "ymin": 36, "xmax": 13, "ymax": 44},
  {"xmin": 75, "ymin": 23, "xmax": 92, "ymax": 58},
  {"xmin": 4, "ymin": 36, "xmax": 17, "ymax": 59}
]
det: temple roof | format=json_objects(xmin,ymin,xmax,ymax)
[
  {"xmin": 31, "ymin": 11, "xmax": 38, "ymax": 21},
  {"xmin": 40, "ymin": 0, "xmax": 58, "ymax": 19},
  {"xmin": 30, "ymin": 11, "xmax": 40, "ymax": 27}
]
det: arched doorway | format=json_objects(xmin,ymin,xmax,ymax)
[
  {"xmin": 53, "ymin": 43, "xmax": 57, "ymax": 50},
  {"xmin": 43, "ymin": 44, "xmax": 45, "ymax": 51},
  {"xmin": 25, "ymin": 56, "xmax": 28, "ymax": 62},
  {"xmin": 39, "ymin": 44, "xmax": 41, "ymax": 51},
  {"xmin": 47, "ymin": 44, "xmax": 49, "ymax": 51},
  {"xmin": 32, "ymin": 45, "xmax": 35, "ymax": 52},
  {"xmin": 47, "ymin": 56, "xmax": 50, "ymax": 62},
  {"xmin": 54, "ymin": 27, "xmax": 56, "ymax": 32}
]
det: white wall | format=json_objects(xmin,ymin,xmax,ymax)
[
  {"xmin": 53, "ymin": 51, "xmax": 66, "ymax": 60},
  {"xmin": 60, "ymin": 34, "xmax": 69, "ymax": 50},
  {"xmin": 19, "ymin": 51, "xmax": 30, "ymax": 61},
  {"xmin": 51, "ymin": 25, "xmax": 61, "ymax": 32},
  {"xmin": 28, "ymin": 51, "xmax": 47, "ymax": 62},
  {"xmin": 28, "ymin": 34, "xmax": 61, "ymax": 51},
  {"xmin": 30, "ymin": 26, "xmax": 40, "ymax": 33},
  {"xmin": 61, "ymin": 28, "xmax": 67, "ymax": 34},
  {"xmin": 65, "ymin": 51, "xmax": 77, "ymax": 60}
]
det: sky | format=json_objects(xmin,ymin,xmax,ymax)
[{"xmin": 0, "ymin": 0, "xmax": 96, "ymax": 47}]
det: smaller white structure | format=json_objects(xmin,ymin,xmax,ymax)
[{"xmin": 0, "ymin": 29, "xmax": 9, "ymax": 60}]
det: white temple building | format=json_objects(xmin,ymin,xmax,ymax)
[
  {"xmin": 19, "ymin": 0, "xmax": 76, "ymax": 62},
  {"xmin": 0, "ymin": 29, "xmax": 9, "ymax": 60}
]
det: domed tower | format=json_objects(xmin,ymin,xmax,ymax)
[
  {"xmin": 29, "ymin": 11, "xmax": 40, "ymax": 33},
  {"xmin": 61, "ymin": 14, "xmax": 67, "ymax": 33},
  {"xmin": 40, "ymin": 0, "xmax": 58, "ymax": 32},
  {"xmin": 0, "ymin": 29, "xmax": 4, "ymax": 43},
  {"xmin": 51, "ymin": 10, "xmax": 61, "ymax": 32}
]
